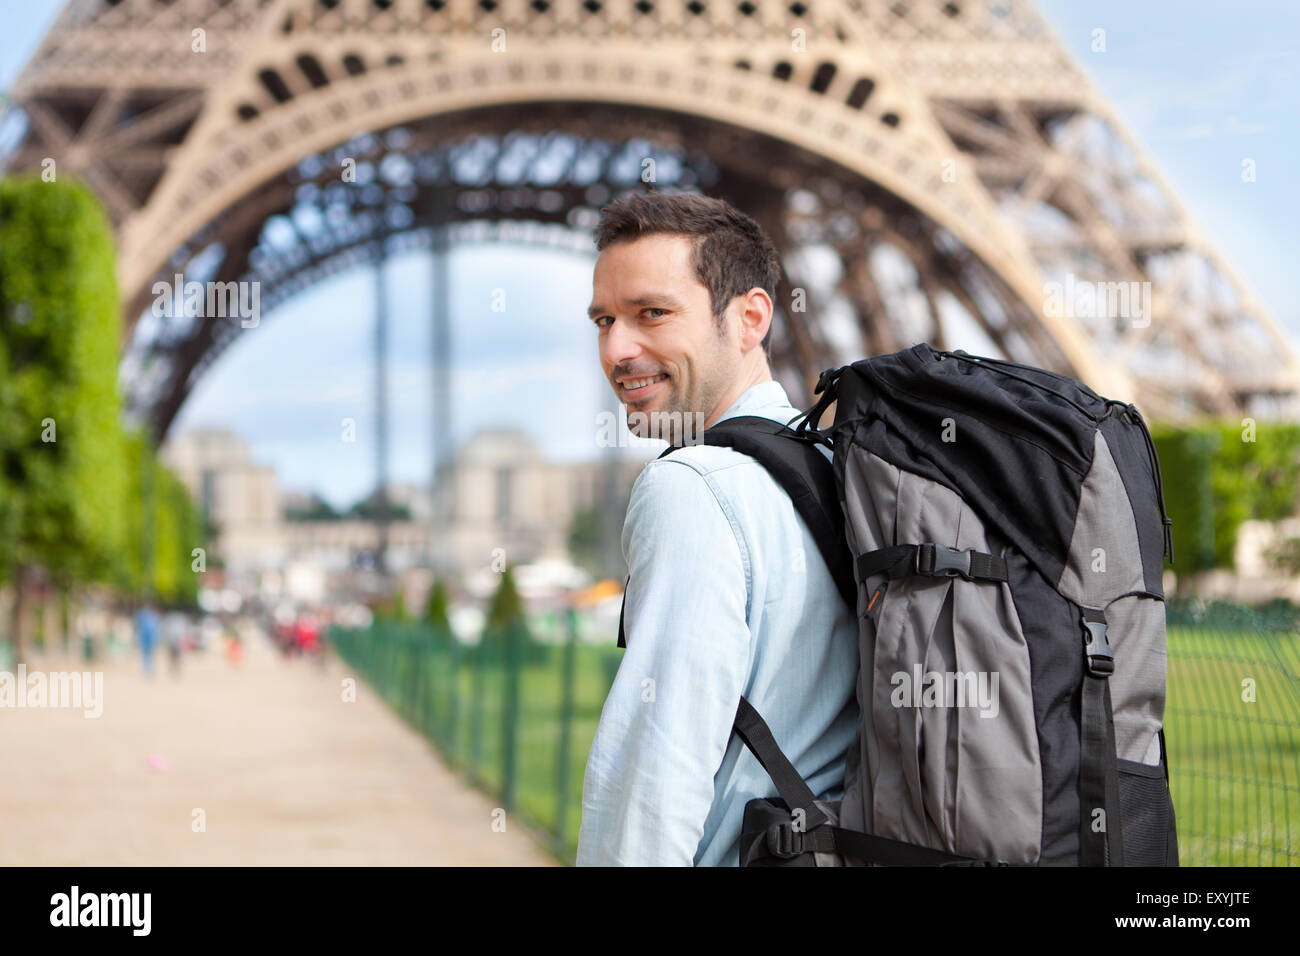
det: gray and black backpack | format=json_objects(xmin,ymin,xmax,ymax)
[{"xmin": 618, "ymin": 342, "xmax": 1179, "ymax": 866}]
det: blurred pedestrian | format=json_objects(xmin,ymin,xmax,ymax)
[
  {"xmin": 135, "ymin": 603, "xmax": 160, "ymax": 677},
  {"xmin": 224, "ymin": 627, "xmax": 243, "ymax": 669},
  {"xmin": 295, "ymin": 613, "xmax": 318, "ymax": 654},
  {"xmin": 163, "ymin": 609, "xmax": 187, "ymax": 677}
]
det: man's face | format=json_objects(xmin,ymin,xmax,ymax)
[{"xmin": 589, "ymin": 233, "xmax": 739, "ymax": 442}]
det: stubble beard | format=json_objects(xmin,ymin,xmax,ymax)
[
  {"xmin": 624, "ymin": 376, "xmax": 725, "ymax": 447},
  {"xmin": 625, "ymin": 378, "xmax": 683, "ymax": 445}
]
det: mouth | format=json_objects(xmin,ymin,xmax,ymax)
[{"xmin": 618, "ymin": 372, "xmax": 669, "ymax": 401}]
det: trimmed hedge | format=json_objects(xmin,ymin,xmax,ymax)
[{"xmin": 1151, "ymin": 420, "xmax": 1300, "ymax": 573}]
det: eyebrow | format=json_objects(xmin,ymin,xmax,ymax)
[{"xmin": 587, "ymin": 293, "xmax": 685, "ymax": 320}]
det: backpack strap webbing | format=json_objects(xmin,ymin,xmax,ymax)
[
  {"xmin": 613, "ymin": 414, "xmax": 862, "ymax": 852},
  {"xmin": 736, "ymin": 701, "xmax": 1014, "ymax": 867},
  {"xmin": 617, "ymin": 414, "xmax": 855, "ymax": 645},
  {"xmin": 1159, "ymin": 728, "xmax": 1170, "ymax": 786},
  {"xmin": 1079, "ymin": 605, "xmax": 1126, "ymax": 866},
  {"xmin": 733, "ymin": 697, "xmax": 829, "ymax": 831},
  {"xmin": 747, "ymin": 821, "xmax": 1017, "ymax": 867},
  {"xmin": 857, "ymin": 543, "xmax": 1008, "ymax": 583},
  {"xmin": 699, "ymin": 415, "xmax": 857, "ymax": 610}
]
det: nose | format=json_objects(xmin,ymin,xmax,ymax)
[{"xmin": 601, "ymin": 316, "xmax": 642, "ymax": 373}]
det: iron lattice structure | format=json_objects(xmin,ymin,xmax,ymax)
[{"xmin": 4, "ymin": 0, "xmax": 1298, "ymax": 438}]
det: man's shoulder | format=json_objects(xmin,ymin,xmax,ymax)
[
  {"xmin": 643, "ymin": 442, "xmax": 760, "ymax": 480},
  {"xmin": 628, "ymin": 439, "xmax": 794, "ymax": 523},
  {"xmin": 640, "ymin": 407, "xmax": 804, "ymax": 476},
  {"xmin": 636, "ymin": 440, "xmax": 802, "ymax": 509}
]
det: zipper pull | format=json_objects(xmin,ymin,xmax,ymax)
[{"xmin": 864, "ymin": 582, "xmax": 887, "ymax": 622}]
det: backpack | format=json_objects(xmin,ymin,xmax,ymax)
[{"xmin": 617, "ymin": 342, "xmax": 1179, "ymax": 867}]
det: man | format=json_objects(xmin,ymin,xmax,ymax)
[
  {"xmin": 162, "ymin": 608, "xmax": 187, "ymax": 678},
  {"xmin": 135, "ymin": 602, "xmax": 159, "ymax": 678},
  {"xmin": 577, "ymin": 192, "xmax": 859, "ymax": 866}
]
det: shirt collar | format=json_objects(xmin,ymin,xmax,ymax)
[{"xmin": 713, "ymin": 379, "xmax": 795, "ymax": 426}]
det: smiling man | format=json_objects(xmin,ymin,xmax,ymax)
[{"xmin": 576, "ymin": 192, "xmax": 859, "ymax": 866}]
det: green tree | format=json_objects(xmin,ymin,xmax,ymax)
[
  {"xmin": 484, "ymin": 565, "xmax": 527, "ymax": 637},
  {"xmin": 568, "ymin": 506, "xmax": 605, "ymax": 578},
  {"xmin": 0, "ymin": 176, "xmax": 131, "ymax": 660},
  {"xmin": 114, "ymin": 429, "xmax": 150, "ymax": 598},
  {"xmin": 153, "ymin": 463, "xmax": 201, "ymax": 605},
  {"xmin": 483, "ymin": 565, "xmax": 544, "ymax": 663},
  {"xmin": 373, "ymin": 590, "xmax": 409, "ymax": 623},
  {"xmin": 423, "ymin": 578, "xmax": 452, "ymax": 634},
  {"xmin": 284, "ymin": 493, "xmax": 342, "ymax": 522},
  {"xmin": 347, "ymin": 490, "xmax": 412, "ymax": 521},
  {"xmin": 1152, "ymin": 419, "xmax": 1300, "ymax": 574}
]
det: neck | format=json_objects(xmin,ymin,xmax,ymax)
[{"xmin": 703, "ymin": 354, "xmax": 773, "ymax": 429}]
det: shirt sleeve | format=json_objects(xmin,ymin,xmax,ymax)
[{"xmin": 576, "ymin": 457, "xmax": 752, "ymax": 866}]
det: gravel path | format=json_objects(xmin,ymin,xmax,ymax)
[{"xmin": 0, "ymin": 630, "xmax": 556, "ymax": 866}]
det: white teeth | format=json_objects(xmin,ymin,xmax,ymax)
[{"xmin": 625, "ymin": 375, "xmax": 663, "ymax": 391}]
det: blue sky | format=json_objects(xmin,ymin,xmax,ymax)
[{"xmin": 2, "ymin": 1, "xmax": 1297, "ymax": 507}]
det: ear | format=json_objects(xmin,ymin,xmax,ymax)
[{"xmin": 735, "ymin": 287, "xmax": 773, "ymax": 352}]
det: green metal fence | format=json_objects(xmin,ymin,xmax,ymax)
[
  {"xmin": 332, "ymin": 598, "xmax": 1300, "ymax": 866},
  {"xmin": 330, "ymin": 613, "xmax": 621, "ymax": 862},
  {"xmin": 1164, "ymin": 599, "xmax": 1300, "ymax": 865}
]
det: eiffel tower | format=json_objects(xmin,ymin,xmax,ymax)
[{"xmin": 4, "ymin": 0, "xmax": 1297, "ymax": 438}]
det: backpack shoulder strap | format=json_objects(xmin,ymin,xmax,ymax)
[
  {"xmin": 612, "ymin": 414, "xmax": 857, "ymax": 849},
  {"xmin": 616, "ymin": 414, "xmax": 855, "ymax": 648},
  {"xmin": 699, "ymin": 415, "xmax": 857, "ymax": 610}
]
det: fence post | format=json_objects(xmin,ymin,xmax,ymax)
[
  {"xmin": 469, "ymin": 631, "xmax": 486, "ymax": 787},
  {"xmin": 407, "ymin": 623, "xmax": 421, "ymax": 728},
  {"xmin": 428, "ymin": 624, "xmax": 442, "ymax": 745},
  {"xmin": 447, "ymin": 623, "xmax": 462, "ymax": 766},
  {"xmin": 555, "ymin": 604, "xmax": 578, "ymax": 848},
  {"xmin": 502, "ymin": 619, "xmax": 522, "ymax": 813}
]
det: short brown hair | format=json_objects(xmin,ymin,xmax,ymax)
[{"xmin": 594, "ymin": 191, "xmax": 781, "ymax": 350}]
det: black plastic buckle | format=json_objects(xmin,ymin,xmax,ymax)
[
  {"xmin": 814, "ymin": 367, "xmax": 841, "ymax": 395},
  {"xmin": 1081, "ymin": 613, "xmax": 1114, "ymax": 677},
  {"xmin": 764, "ymin": 823, "xmax": 805, "ymax": 860},
  {"xmin": 915, "ymin": 544, "xmax": 974, "ymax": 580}
]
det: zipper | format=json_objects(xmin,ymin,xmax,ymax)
[
  {"xmin": 940, "ymin": 349, "xmax": 1108, "ymax": 402},
  {"xmin": 1124, "ymin": 402, "xmax": 1174, "ymax": 565},
  {"xmin": 1101, "ymin": 401, "xmax": 1128, "ymax": 420},
  {"xmin": 938, "ymin": 349, "xmax": 1104, "ymax": 421}
]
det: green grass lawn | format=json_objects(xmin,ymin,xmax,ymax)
[
  {"xmin": 1165, "ymin": 624, "xmax": 1300, "ymax": 865},
  {"xmin": 334, "ymin": 619, "xmax": 1300, "ymax": 866}
]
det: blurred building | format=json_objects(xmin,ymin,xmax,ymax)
[
  {"xmin": 430, "ymin": 427, "xmax": 644, "ymax": 580},
  {"xmin": 386, "ymin": 482, "xmax": 435, "ymax": 525},
  {"xmin": 162, "ymin": 425, "xmax": 645, "ymax": 597},
  {"xmin": 160, "ymin": 428, "xmax": 286, "ymax": 584}
]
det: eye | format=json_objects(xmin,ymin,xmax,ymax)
[
  {"xmin": 644, "ymin": 308, "xmax": 667, "ymax": 318},
  {"xmin": 592, "ymin": 315, "xmax": 612, "ymax": 329}
]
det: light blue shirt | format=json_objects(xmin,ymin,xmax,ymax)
[{"xmin": 576, "ymin": 380, "xmax": 860, "ymax": 866}]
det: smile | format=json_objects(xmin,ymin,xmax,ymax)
[{"xmin": 621, "ymin": 373, "xmax": 668, "ymax": 394}]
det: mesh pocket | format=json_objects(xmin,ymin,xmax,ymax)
[{"xmin": 1117, "ymin": 758, "xmax": 1176, "ymax": 866}]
